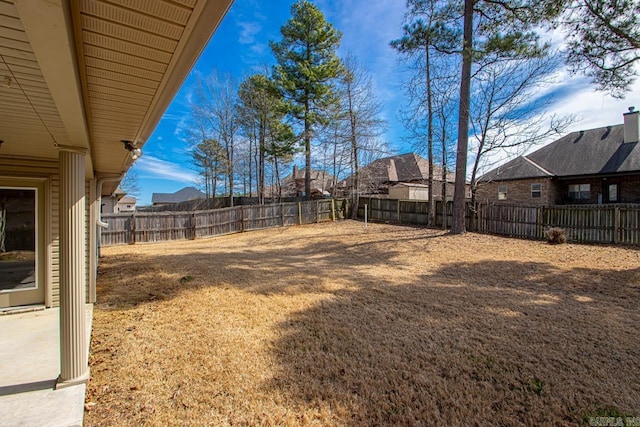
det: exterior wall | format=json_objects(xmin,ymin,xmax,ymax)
[
  {"xmin": 476, "ymin": 174, "xmax": 640, "ymax": 205},
  {"xmin": 475, "ymin": 178, "xmax": 554, "ymax": 206},
  {"xmin": 0, "ymin": 158, "xmax": 93, "ymax": 308},
  {"xmin": 621, "ymin": 175, "xmax": 640, "ymax": 202},
  {"xmin": 388, "ymin": 186, "xmax": 429, "ymax": 200},
  {"xmin": 101, "ymin": 195, "xmax": 117, "ymax": 213},
  {"xmin": 557, "ymin": 175, "xmax": 640, "ymax": 204},
  {"xmin": 116, "ymin": 199, "xmax": 136, "ymax": 213}
]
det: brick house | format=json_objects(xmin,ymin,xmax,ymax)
[
  {"xmin": 335, "ymin": 153, "xmax": 458, "ymax": 198},
  {"xmin": 476, "ymin": 108, "xmax": 640, "ymax": 205}
]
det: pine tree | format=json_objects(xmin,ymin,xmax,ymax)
[{"xmin": 271, "ymin": 0, "xmax": 342, "ymax": 200}]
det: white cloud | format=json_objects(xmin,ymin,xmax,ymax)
[
  {"xmin": 135, "ymin": 155, "xmax": 197, "ymax": 184},
  {"xmin": 238, "ymin": 21, "xmax": 262, "ymax": 44}
]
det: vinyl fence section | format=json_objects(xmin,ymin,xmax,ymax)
[
  {"xmin": 478, "ymin": 203, "xmax": 640, "ymax": 245},
  {"xmin": 101, "ymin": 199, "xmax": 350, "ymax": 247}
]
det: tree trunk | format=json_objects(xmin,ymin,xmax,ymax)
[
  {"xmin": 451, "ymin": 0, "xmax": 473, "ymax": 235},
  {"xmin": 259, "ymin": 118, "xmax": 266, "ymax": 205},
  {"xmin": 228, "ymin": 145, "xmax": 234, "ymax": 208},
  {"xmin": 426, "ymin": 43, "xmax": 435, "ymax": 227},
  {"xmin": 304, "ymin": 99, "xmax": 312, "ymax": 201}
]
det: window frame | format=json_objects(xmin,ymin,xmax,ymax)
[
  {"xmin": 0, "ymin": 186, "xmax": 39, "ymax": 293},
  {"xmin": 568, "ymin": 183, "xmax": 591, "ymax": 200},
  {"xmin": 531, "ymin": 183, "xmax": 542, "ymax": 199},
  {"xmin": 498, "ymin": 185, "xmax": 507, "ymax": 200}
]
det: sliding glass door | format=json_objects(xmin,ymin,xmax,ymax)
[{"xmin": 0, "ymin": 186, "xmax": 44, "ymax": 308}]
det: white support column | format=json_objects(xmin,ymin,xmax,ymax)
[
  {"xmin": 88, "ymin": 179, "xmax": 97, "ymax": 304},
  {"xmin": 57, "ymin": 146, "xmax": 89, "ymax": 388}
]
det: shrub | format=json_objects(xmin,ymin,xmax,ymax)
[{"xmin": 546, "ymin": 227, "xmax": 567, "ymax": 244}]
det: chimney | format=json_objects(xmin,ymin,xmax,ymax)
[{"xmin": 623, "ymin": 106, "xmax": 639, "ymax": 143}]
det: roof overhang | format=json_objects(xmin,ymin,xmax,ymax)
[{"xmin": 0, "ymin": 0, "xmax": 233, "ymax": 195}]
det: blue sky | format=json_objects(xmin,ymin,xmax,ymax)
[{"xmin": 132, "ymin": 0, "xmax": 639, "ymax": 206}]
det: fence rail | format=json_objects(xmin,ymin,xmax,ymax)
[{"xmin": 101, "ymin": 199, "xmax": 350, "ymax": 246}]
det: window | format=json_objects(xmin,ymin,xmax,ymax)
[
  {"xmin": 568, "ymin": 184, "xmax": 591, "ymax": 200},
  {"xmin": 608, "ymin": 184, "xmax": 618, "ymax": 202},
  {"xmin": 531, "ymin": 183, "xmax": 542, "ymax": 198},
  {"xmin": 498, "ymin": 185, "xmax": 507, "ymax": 200}
]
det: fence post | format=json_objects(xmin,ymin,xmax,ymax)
[
  {"xmin": 537, "ymin": 206, "xmax": 544, "ymax": 239},
  {"xmin": 614, "ymin": 206, "xmax": 620, "ymax": 244},
  {"xmin": 316, "ymin": 200, "xmax": 320, "ymax": 223},
  {"xmin": 240, "ymin": 206, "xmax": 245, "ymax": 232},
  {"xmin": 280, "ymin": 203, "xmax": 285, "ymax": 227},
  {"xmin": 191, "ymin": 212, "xmax": 197, "ymax": 240},
  {"xmin": 397, "ymin": 199, "xmax": 401, "ymax": 223},
  {"xmin": 130, "ymin": 212, "xmax": 136, "ymax": 245},
  {"xmin": 331, "ymin": 199, "xmax": 336, "ymax": 221},
  {"xmin": 298, "ymin": 202, "xmax": 302, "ymax": 225},
  {"xmin": 364, "ymin": 204, "xmax": 368, "ymax": 227}
]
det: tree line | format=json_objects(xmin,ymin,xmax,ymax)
[
  {"xmin": 181, "ymin": 0, "xmax": 639, "ymax": 233},
  {"xmin": 184, "ymin": 1, "xmax": 387, "ymax": 211}
]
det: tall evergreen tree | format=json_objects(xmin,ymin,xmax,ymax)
[
  {"xmin": 271, "ymin": 0, "xmax": 342, "ymax": 200},
  {"xmin": 561, "ymin": 0, "xmax": 640, "ymax": 97}
]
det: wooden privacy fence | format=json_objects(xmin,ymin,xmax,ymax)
[
  {"xmin": 357, "ymin": 197, "xmax": 639, "ymax": 245},
  {"xmin": 356, "ymin": 197, "xmax": 471, "ymax": 229},
  {"xmin": 478, "ymin": 203, "xmax": 640, "ymax": 245},
  {"xmin": 101, "ymin": 199, "xmax": 350, "ymax": 246}
]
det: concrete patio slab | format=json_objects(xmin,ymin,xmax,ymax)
[{"xmin": 0, "ymin": 305, "xmax": 92, "ymax": 427}]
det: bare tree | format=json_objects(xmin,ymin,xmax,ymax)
[
  {"xmin": 193, "ymin": 73, "xmax": 240, "ymax": 206},
  {"xmin": 119, "ymin": 168, "xmax": 140, "ymax": 198},
  {"xmin": 469, "ymin": 54, "xmax": 576, "ymax": 199},
  {"xmin": 338, "ymin": 54, "xmax": 386, "ymax": 217}
]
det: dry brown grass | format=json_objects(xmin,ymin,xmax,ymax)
[{"xmin": 85, "ymin": 221, "xmax": 640, "ymax": 426}]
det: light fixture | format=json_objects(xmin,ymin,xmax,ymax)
[
  {"xmin": 3, "ymin": 76, "xmax": 10, "ymax": 88},
  {"xmin": 121, "ymin": 140, "xmax": 142, "ymax": 160}
]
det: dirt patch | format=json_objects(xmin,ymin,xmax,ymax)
[{"xmin": 85, "ymin": 221, "xmax": 640, "ymax": 426}]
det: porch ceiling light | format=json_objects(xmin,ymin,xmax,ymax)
[{"xmin": 121, "ymin": 140, "xmax": 142, "ymax": 160}]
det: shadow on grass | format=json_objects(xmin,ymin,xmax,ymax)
[
  {"xmin": 95, "ymin": 232, "xmax": 640, "ymax": 425},
  {"xmin": 256, "ymin": 259, "xmax": 640, "ymax": 425}
]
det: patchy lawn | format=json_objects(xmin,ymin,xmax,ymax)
[{"xmin": 85, "ymin": 221, "xmax": 640, "ymax": 426}]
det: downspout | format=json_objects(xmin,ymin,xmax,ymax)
[
  {"xmin": 88, "ymin": 174, "xmax": 123, "ymax": 304},
  {"xmin": 96, "ymin": 174, "xmax": 124, "ymax": 229}
]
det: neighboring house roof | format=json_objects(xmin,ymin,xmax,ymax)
[
  {"xmin": 479, "ymin": 124, "xmax": 640, "ymax": 182},
  {"xmin": 341, "ymin": 153, "xmax": 455, "ymax": 189},
  {"xmin": 274, "ymin": 168, "xmax": 335, "ymax": 196},
  {"xmin": 118, "ymin": 196, "xmax": 137, "ymax": 204},
  {"xmin": 151, "ymin": 187, "xmax": 206, "ymax": 204}
]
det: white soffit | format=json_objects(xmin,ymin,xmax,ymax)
[
  {"xmin": 74, "ymin": 0, "xmax": 233, "ymax": 178},
  {"xmin": 0, "ymin": 0, "xmax": 69, "ymax": 161}
]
